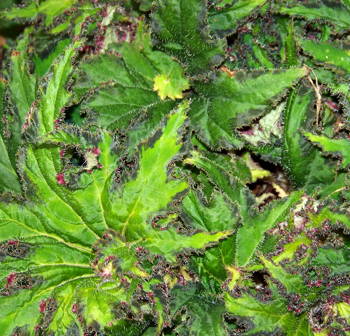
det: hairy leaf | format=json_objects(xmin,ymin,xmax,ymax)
[
  {"xmin": 282, "ymin": 87, "xmax": 336, "ymax": 192},
  {"xmin": 110, "ymin": 101, "xmax": 189, "ymax": 239},
  {"xmin": 0, "ymin": 30, "xmax": 36, "ymax": 194},
  {"xmin": 279, "ymin": 0, "xmax": 350, "ymax": 30},
  {"xmin": 9, "ymin": 30, "xmax": 36, "ymax": 133},
  {"xmin": 185, "ymin": 150, "xmax": 302, "ymax": 266},
  {"xmin": 152, "ymin": 0, "xmax": 226, "ymax": 74},
  {"xmin": 38, "ymin": 39, "xmax": 82, "ymax": 137},
  {"xmin": 2, "ymin": 1, "xmax": 350, "ymax": 335},
  {"xmin": 190, "ymin": 68, "xmax": 307, "ymax": 149},
  {"xmin": 209, "ymin": 0, "xmax": 267, "ymax": 36},
  {"xmin": 312, "ymin": 247, "xmax": 350, "ymax": 275},
  {"xmin": 78, "ymin": 32, "xmax": 189, "ymax": 148},
  {"xmin": 0, "ymin": 81, "xmax": 21, "ymax": 194},
  {"xmin": 260, "ymin": 256, "xmax": 307, "ymax": 294},
  {"xmin": 235, "ymin": 191, "xmax": 302, "ymax": 266},
  {"xmin": 0, "ymin": 103, "xmax": 228, "ymax": 335},
  {"xmin": 225, "ymin": 294, "xmax": 312, "ymax": 335},
  {"xmin": 304, "ymin": 132, "xmax": 350, "ymax": 169},
  {"xmin": 301, "ymin": 40, "xmax": 350, "ymax": 74},
  {"xmin": 170, "ymin": 287, "xmax": 227, "ymax": 335},
  {"xmin": 3, "ymin": 0, "xmax": 78, "ymax": 25},
  {"xmin": 183, "ymin": 190, "xmax": 238, "ymax": 290},
  {"xmin": 0, "ymin": 134, "xmax": 21, "ymax": 193}
]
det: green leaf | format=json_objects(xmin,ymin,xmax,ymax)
[
  {"xmin": 152, "ymin": 0, "xmax": 226, "ymax": 74},
  {"xmin": 4, "ymin": 2, "xmax": 350, "ymax": 335},
  {"xmin": 82, "ymin": 103, "xmax": 229, "ymax": 274},
  {"xmin": 278, "ymin": 17, "xmax": 298, "ymax": 67},
  {"xmin": 0, "ymin": 216, "xmax": 94, "ymax": 333},
  {"xmin": 183, "ymin": 190, "xmax": 238, "ymax": 290},
  {"xmin": 301, "ymin": 40, "xmax": 350, "ymax": 74},
  {"xmin": 1, "ymin": 2, "xmax": 37, "ymax": 20},
  {"xmin": 190, "ymin": 67, "xmax": 307, "ymax": 149},
  {"xmin": 153, "ymin": 72, "xmax": 189, "ymax": 100},
  {"xmin": 304, "ymin": 132, "xmax": 350, "ymax": 169},
  {"xmin": 279, "ymin": 1, "xmax": 350, "ymax": 30},
  {"xmin": 0, "ymin": 80, "xmax": 21, "ymax": 194},
  {"xmin": 144, "ymin": 229, "xmax": 231, "ymax": 263},
  {"xmin": 3, "ymin": 0, "xmax": 78, "ymax": 26},
  {"xmin": 170, "ymin": 288, "xmax": 227, "ymax": 336},
  {"xmin": 0, "ymin": 134, "xmax": 117, "ymax": 334},
  {"xmin": 209, "ymin": 0, "xmax": 267, "ymax": 36},
  {"xmin": 243, "ymin": 34, "xmax": 275, "ymax": 69},
  {"xmin": 0, "ymin": 101, "xmax": 228, "ymax": 334},
  {"xmin": 5, "ymin": 29, "xmax": 36, "ymax": 172},
  {"xmin": 121, "ymin": 31, "xmax": 190, "ymax": 101},
  {"xmin": 78, "ymin": 36, "xmax": 187, "ymax": 148},
  {"xmin": 282, "ymin": 87, "xmax": 335, "ymax": 191},
  {"xmin": 77, "ymin": 282, "xmax": 126, "ymax": 327},
  {"xmin": 283, "ymin": 87, "xmax": 315, "ymax": 187},
  {"xmin": 260, "ymin": 256, "xmax": 307, "ymax": 294},
  {"xmin": 149, "ymin": 49, "xmax": 190, "ymax": 100},
  {"xmin": 235, "ymin": 191, "xmax": 302, "ymax": 266},
  {"xmin": 34, "ymin": 39, "xmax": 71, "ymax": 77},
  {"xmin": 0, "ymin": 135, "xmax": 21, "ymax": 194},
  {"xmin": 0, "ymin": 29, "xmax": 39, "ymax": 194},
  {"xmin": 310, "ymin": 207, "xmax": 350, "ymax": 230},
  {"xmin": 110, "ymin": 101, "xmax": 189, "ymax": 240},
  {"xmin": 192, "ymin": 237, "xmax": 236, "ymax": 292},
  {"xmin": 185, "ymin": 151, "xmax": 253, "ymax": 216},
  {"xmin": 225, "ymin": 294, "xmax": 312, "ymax": 335},
  {"xmin": 272, "ymin": 235, "xmax": 311, "ymax": 264},
  {"xmin": 37, "ymin": 39, "xmax": 82, "ymax": 137},
  {"xmin": 183, "ymin": 190, "xmax": 237, "ymax": 232},
  {"xmin": 312, "ymin": 247, "xmax": 350, "ymax": 275},
  {"xmin": 185, "ymin": 150, "xmax": 302, "ymax": 267},
  {"xmin": 37, "ymin": 0, "xmax": 77, "ymax": 25},
  {"xmin": 9, "ymin": 30, "xmax": 36, "ymax": 131}
]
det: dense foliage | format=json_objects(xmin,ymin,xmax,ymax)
[{"xmin": 0, "ymin": 0, "xmax": 349, "ymax": 335}]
